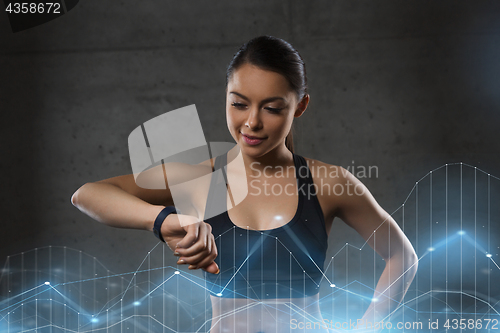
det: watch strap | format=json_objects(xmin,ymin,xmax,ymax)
[{"xmin": 153, "ymin": 206, "xmax": 178, "ymax": 243}]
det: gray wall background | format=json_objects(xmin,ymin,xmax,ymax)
[{"xmin": 1, "ymin": 1, "xmax": 499, "ymax": 275}]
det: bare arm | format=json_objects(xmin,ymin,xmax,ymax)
[
  {"xmin": 71, "ymin": 164, "xmax": 220, "ymax": 274},
  {"xmin": 71, "ymin": 167, "xmax": 172, "ymax": 231},
  {"xmin": 333, "ymin": 168, "xmax": 418, "ymax": 328},
  {"xmin": 70, "ymin": 161, "xmax": 211, "ymax": 229}
]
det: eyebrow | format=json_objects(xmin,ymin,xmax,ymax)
[{"xmin": 229, "ymin": 91, "xmax": 286, "ymax": 104}]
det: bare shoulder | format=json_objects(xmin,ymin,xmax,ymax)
[
  {"xmin": 301, "ymin": 157, "xmax": 379, "ymax": 219},
  {"xmin": 302, "ymin": 157, "xmax": 350, "ymax": 186}
]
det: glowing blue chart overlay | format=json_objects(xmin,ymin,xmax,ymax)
[{"xmin": 1, "ymin": 163, "xmax": 499, "ymax": 332}]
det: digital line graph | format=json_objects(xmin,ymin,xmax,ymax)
[{"xmin": 1, "ymin": 162, "xmax": 499, "ymax": 332}]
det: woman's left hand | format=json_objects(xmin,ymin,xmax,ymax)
[{"xmin": 167, "ymin": 216, "xmax": 219, "ymax": 274}]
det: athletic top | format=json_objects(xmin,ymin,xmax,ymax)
[{"xmin": 203, "ymin": 153, "xmax": 328, "ymax": 299}]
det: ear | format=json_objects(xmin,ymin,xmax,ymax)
[{"xmin": 294, "ymin": 94, "xmax": 310, "ymax": 118}]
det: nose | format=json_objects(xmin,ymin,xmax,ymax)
[{"xmin": 244, "ymin": 108, "xmax": 263, "ymax": 130}]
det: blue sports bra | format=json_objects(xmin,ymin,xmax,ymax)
[{"xmin": 203, "ymin": 153, "xmax": 328, "ymax": 299}]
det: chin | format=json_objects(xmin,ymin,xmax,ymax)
[{"xmin": 238, "ymin": 143, "xmax": 268, "ymax": 157}]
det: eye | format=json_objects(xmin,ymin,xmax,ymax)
[
  {"xmin": 265, "ymin": 107, "xmax": 284, "ymax": 113},
  {"xmin": 231, "ymin": 102, "xmax": 247, "ymax": 109}
]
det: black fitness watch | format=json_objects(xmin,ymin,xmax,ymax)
[{"xmin": 153, "ymin": 206, "xmax": 178, "ymax": 243}]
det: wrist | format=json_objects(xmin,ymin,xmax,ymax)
[
  {"xmin": 152, "ymin": 206, "xmax": 179, "ymax": 242},
  {"xmin": 146, "ymin": 205, "xmax": 166, "ymax": 232}
]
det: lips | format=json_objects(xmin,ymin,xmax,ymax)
[{"xmin": 241, "ymin": 132, "xmax": 265, "ymax": 146}]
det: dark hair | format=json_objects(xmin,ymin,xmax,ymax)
[{"xmin": 226, "ymin": 36, "xmax": 308, "ymax": 153}]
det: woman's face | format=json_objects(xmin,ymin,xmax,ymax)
[{"xmin": 226, "ymin": 63, "xmax": 306, "ymax": 158}]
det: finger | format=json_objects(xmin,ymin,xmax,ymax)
[
  {"xmin": 191, "ymin": 250, "xmax": 217, "ymax": 270},
  {"xmin": 201, "ymin": 261, "xmax": 220, "ymax": 274},
  {"xmin": 206, "ymin": 229, "xmax": 212, "ymax": 253},
  {"xmin": 179, "ymin": 247, "xmax": 211, "ymax": 265},
  {"xmin": 187, "ymin": 234, "xmax": 218, "ymax": 269},
  {"xmin": 177, "ymin": 224, "xmax": 209, "ymax": 257},
  {"xmin": 176, "ymin": 223, "xmax": 199, "ymax": 248},
  {"xmin": 211, "ymin": 233, "xmax": 218, "ymax": 257},
  {"xmin": 181, "ymin": 234, "xmax": 216, "ymax": 267}
]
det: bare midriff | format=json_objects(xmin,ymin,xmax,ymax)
[{"xmin": 209, "ymin": 294, "xmax": 330, "ymax": 333}]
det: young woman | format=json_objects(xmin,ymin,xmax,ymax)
[{"xmin": 72, "ymin": 36, "xmax": 418, "ymax": 332}]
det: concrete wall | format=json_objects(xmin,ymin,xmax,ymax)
[{"xmin": 1, "ymin": 0, "xmax": 499, "ymax": 275}]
